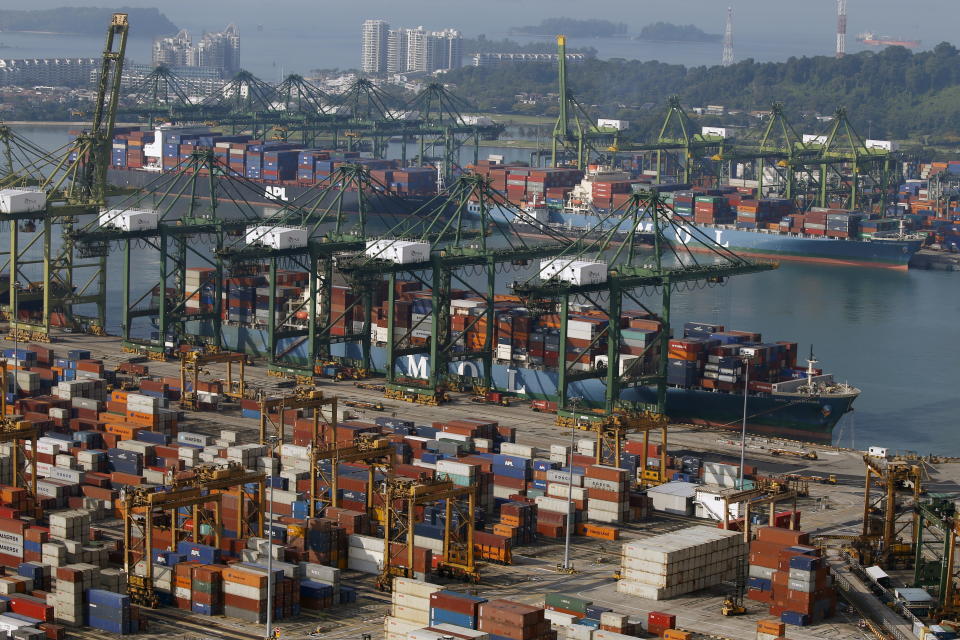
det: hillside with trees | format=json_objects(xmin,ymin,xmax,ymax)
[
  {"xmin": 0, "ymin": 7, "xmax": 177, "ymax": 37},
  {"xmin": 442, "ymin": 44, "xmax": 960, "ymax": 141}
]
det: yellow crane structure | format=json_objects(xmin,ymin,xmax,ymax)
[
  {"xmin": 121, "ymin": 462, "xmax": 266, "ymax": 607},
  {"xmin": 259, "ymin": 388, "xmax": 337, "ymax": 448},
  {"xmin": 121, "ymin": 485, "xmax": 222, "ymax": 608},
  {"xmin": 308, "ymin": 434, "xmax": 393, "ymax": 518},
  {"xmin": 171, "ymin": 462, "xmax": 267, "ymax": 540},
  {"xmin": 556, "ymin": 409, "xmax": 669, "ymax": 485},
  {"xmin": 179, "ymin": 349, "xmax": 248, "ymax": 410},
  {"xmin": 719, "ymin": 486, "xmax": 800, "ymax": 540},
  {"xmin": 0, "ymin": 360, "xmax": 40, "ymax": 516},
  {"xmin": 862, "ymin": 454, "xmax": 923, "ymax": 568},
  {"xmin": 376, "ymin": 477, "xmax": 478, "ymax": 591}
]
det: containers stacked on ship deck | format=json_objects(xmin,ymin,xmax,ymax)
[
  {"xmin": 468, "ymin": 161, "xmax": 583, "ymax": 208},
  {"xmin": 616, "ymin": 525, "xmax": 746, "ymax": 600},
  {"xmin": 666, "ymin": 321, "xmax": 798, "ymax": 392},
  {"xmin": 747, "ymin": 526, "xmax": 837, "ymax": 626}
]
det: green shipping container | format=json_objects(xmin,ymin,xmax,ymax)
[{"xmin": 544, "ymin": 593, "xmax": 593, "ymax": 614}]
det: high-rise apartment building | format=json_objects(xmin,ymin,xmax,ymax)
[
  {"xmin": 362, "ymin": 20, "xmax": 462, "ymax": 75},
  {"xmin": 152, "ymin": 24, "xmax": 240, "ymax": 76},
  {"xmin": 361, "ymin": 19, "xmax": 390, "ymax": 74}
]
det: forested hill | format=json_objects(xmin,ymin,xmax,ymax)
[
  {"xmin": 0, "ymin": 8, "xmax": 178, "ymax": 37},
  {"xmin": 442, "ymin": 43, "xmax": 960, "ymax": 140}
]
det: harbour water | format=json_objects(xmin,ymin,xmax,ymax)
[{"xmin": 5, "ymin": 127, "xmax": 959, "ymax": 454}]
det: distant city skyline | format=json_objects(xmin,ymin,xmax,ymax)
[
  {"xmin": 0, "ymin": 1, "xmax": 950, "ymax": 80},
  {"xmin": 362, "ymin": 19, "xmax": 462, "ymax": 75},
  {"xmin": 153, "ymin": 23, "xmax": 240, "ymax": 77}
]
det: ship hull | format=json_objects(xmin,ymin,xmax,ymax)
[
  {"xmin": 549, "ymin": 210, "xmax": 922, "ymax": 268},
  {"xmin": 184, "ymin": 321, "xmax": 852, "ymax": 443}
]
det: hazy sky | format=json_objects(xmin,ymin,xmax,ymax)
[{"xmin": 15, "ymin": 0, "xmax": 951, "ymax": 43}]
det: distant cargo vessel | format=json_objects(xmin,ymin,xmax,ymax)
[
  {"xmin": 535, "ymin": 166, "xmax": 923, "ymax": 269},
  {"xmin": 856, "ymin": 32, "xmax": 920, "ymax": 48},
  {"xmin": 101, "ymin": 124, "xmax": 439, "ymax": 212}
]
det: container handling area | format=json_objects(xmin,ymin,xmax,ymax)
[{"xmin": 0, "ymin": 330, "xmax": 948, "ymax": 640}]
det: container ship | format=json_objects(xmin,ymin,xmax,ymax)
[
  {"xmin": 102, "ymin": 124, "xmax": 439, "ymax": 211},
  {"xmin": 468, "ymin": 163, "xmax": 925, "ymax": 269},
  {"xmin": 856, "ymin": 32, "xmax": 920, "ymax": 48},
  {"xmin": 175, "ymin": 267, "xmax": 859, "ymax": 443}
]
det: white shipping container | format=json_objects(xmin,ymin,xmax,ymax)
[
  {"xmin": 0, "ymin": 189, "xmax": 46, "ymax": 214},
  {"xmin": 701, "ymin": 126, "xmax": 727, "ymax": 138},
  {"xmin": 245, "ymin": 225, "xmax": 308, "ymax": 250},
  {"xmin": 535, "ymin": 496, "xmax": 576, "ymax": 514},
  {"xmin": 539, "ymin": 259, "xmax": 607, "ymax": 285},
  {"xmin": 499, "ymin": 442, "xmax": 534, "ymax": 458},
  {"xmin": 365, "ymin": 239, "xmax": 431, "ymax": 264},
  {"xmin": 435, "ymin": 460, "xmax": 476, "ymax": 477},
  {"xmin": 597, "ymin": 118, "xmax": 629, "ymax": 131},
  {"xmin": 865, "ymin": 139, "xmax": 898, "ymax": 152}
]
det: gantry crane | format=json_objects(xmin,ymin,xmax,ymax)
[
  {"xmin": 336, "ymin": 173, "xmax": 581, "ymax": 405},
  {"xmin": 214, "ymin": 164, "xmax": 389, "ymax": 379},
  {"xmin": 913, "ymin": 496, "xmax": 960, "ymax": 615},
  {"xmin": 862, "ymin": 454, "xmax": 923, "ymax": 568},
  {"xmin": 2, "ymin": 13, "xmax": 129, "ymax": 341},
  {"xmin": 179, "ymin": 349, "xmax": 248, "ymax": 410},
  {"xmin": 308, "ymin": 434, "xmax": 393, "ymax": 519},
  {"xmin": 122, "ymin": 462, "xmax": 266, "ymax": 607},
  {"xmin": 121, "ymin": 484, "xmax": 222, "ymax": 608},
  {"xmin": 171, "ymin": 461, "xmax": 266, "ymax": 540},
  {"xmin": 259, "ymin": 387, "xmax": 336, "ymax": 448},
  {"xmin": 376, "ymin": 476, "xmax": 478, "ymax": 591},
  {"xmin": 0, "ymin": 361, "xmax": 40, "ymax": 516},
  {"xmin": 551, "ymin": 35, "xmax": 617, "ymax": 169},
  {"xmin": 512, "ymin": 190, "xmax": 777, "ymax": 469}
]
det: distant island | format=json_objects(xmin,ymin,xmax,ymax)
[
  {"xmin": 0, "ymin": 7, "xmax": 178, "ymax": 37},
  {"xmin": 464, "ymin": 34, "xmax": 597, "ymax": 57},
  {"xmin": 511, "ymin": 18, "xmax": 628, "ymax": 39},
  {"xmin": 637, "ymin": 22, "xmax": 721, "ymax": 43}
]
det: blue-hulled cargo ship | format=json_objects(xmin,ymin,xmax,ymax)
[{"xmin": 183, "ymin": 320, "xmax": 859, "ymax": 444}]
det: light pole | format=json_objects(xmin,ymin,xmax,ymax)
[
  {"xmin": 561, "ymin": 397, "xmax": 581, "ymax": 573},
  {"xmin": 738, "ymin": 356, "xmax": 750, "ymax": 490},
  {"xmin": 265, "ymin": 434, "xmax": 279, "ymax": 639}
]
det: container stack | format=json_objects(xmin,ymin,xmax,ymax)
[
  {"xmin": 430, "ymin": 590, "xmax": 487, "ymax": 629},
  {"xmin": 645, "ymin": 611, "xmax": 677, "ymax": 637},
  {"xmin": 189, "ymin": 564, "xmax": 224, "ymax": 616},
  {"xmin": 584, "ymin": 465, "xmax": 629, "ymax": 524},
  {"xmin": 87, "ymin": 589, "xmax": 139, "ymax": 634},
  {"xmin": 746, "ymin": 526, "xmax": 837, "ymax": 626},
  {"xmin": 223, "ymin": 564, "xmax": 273, "ymax": 624},
  {"xmin": 478, "ymin": 599, "xmax": 556, "ymax": 640},
  {"xmin": 52, "ymin": 564, "xmax": 99, "ymax": 627},
  {"xmin": 347, "ymin": 534, "xmax": 384, "ymax": 574},
  {"xmin": 387, "ymin": 577, "xmax": 442, "ymax": 635},
  {"xmin": 616, "ymin": 525, "xmax": 746, "ymax": 600}
]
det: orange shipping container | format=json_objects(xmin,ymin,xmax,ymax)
[{"xmin": 222, "ymin": 567, "xmax": 267, "ymax": 588}]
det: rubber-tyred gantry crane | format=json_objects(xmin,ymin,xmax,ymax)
[
  {"xmin": 308, "ymin": 434, "xmax": 393, "ymax": 519},
  {"xmin": 376, "ymin": 476, "xmax": 478, "ymax": 591},
  {"xmin": 179, "ymin": 349, "xmax": 248, "ymax": 410}
]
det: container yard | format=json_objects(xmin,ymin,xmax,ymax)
[
  {"xmin": 3, "ymin": 13, "xmax": 960, "ymax": 640},
  {"xmin": 0, "ymin": 330, "xmax": 945, "ymax": 640}
]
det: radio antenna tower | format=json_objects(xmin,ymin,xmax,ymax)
[
  {"xmin": 836, "ymin": 0, "xmax": 847, "ymax": 58},
  {"xmin": 722, "ymin": 7, "xmax": 734, "ymax": 66}
]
